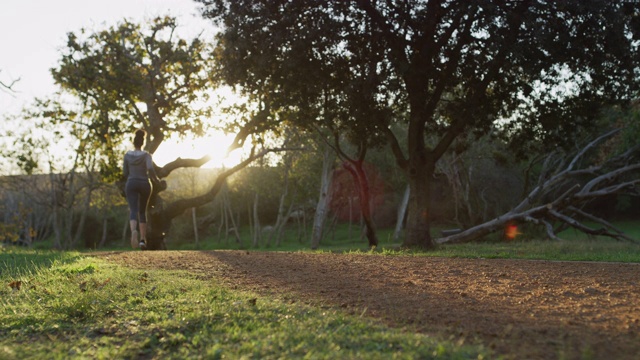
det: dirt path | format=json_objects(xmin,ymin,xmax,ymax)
[{"xmin": 95, "ymin": 250, "xmax": 640, "ymax": 359}]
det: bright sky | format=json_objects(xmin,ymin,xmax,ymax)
[{"xmin": 0, "ymin": 0, "xmax": 241, "ymax": 169}]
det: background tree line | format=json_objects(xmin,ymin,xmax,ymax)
[{"xmin": 1, "ymin": 0, "xmax": 639, "ymax": 249}]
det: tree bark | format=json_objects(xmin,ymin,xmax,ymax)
[
  {"xmin": 394, "ymin": 185, "xmax": 410, "ymax": 242},
  {"xmin": 342, "ymin": 160, "xmax": 378, "ymax": 248},
  {"xmin": 403, "ymin": 153, "xmax": 435, "ymax": 249},
  {"xmin": 311, "ymin": 146, "xmax": 335, "ymax": 250},
  {"xmin": 192, "ymin": 207, "xmax": 199, "ymax": 245},
  {"xmin": 270, "ymin": 158, "xmax": 295, "ymax": 247},
  {"xmin": 252, "ymin": 192, "xmax": 261, "ymax": 247},
  {"xmin": 99, "ymin": 216, "xmax": 108, "ymax": 248}
]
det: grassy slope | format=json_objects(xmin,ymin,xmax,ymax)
[{"xmin": 1, "ymin": 249, "xmax": 487, "ymax": 359}]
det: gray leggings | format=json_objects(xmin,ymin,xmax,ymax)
[{"xmin": 125, "ymin": 178, "xmax": 152, "ymax": 223}]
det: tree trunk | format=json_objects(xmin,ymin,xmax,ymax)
[
  {"xmin": 394, "ymin": 184, "xmax": 410, "ymax": 242},
  {"xmin": 274, "ymin": 201, "xmax": 295, "ymax": 247},
  {"xmin": 48, "ymin": 173, "xmax": 62, "ymax": 250},
  {"xmin": 99, "ymin": 216, "xmax": 108, "ymax": 248},
  {"xmin": 122, "ymin": 217, "xmax": 128, "ymax": 246},
  {"xmin": 192, "ymin": 207, "xmax": 199, "ymax": 245},
  {"xmin": 348, "ymin": 197, "xmax": 353, "ymax": 240},
  {"xmin": 297, "ymin": 207, "xmax": 307, "ymax": 243},
  {"xmin": 269, "ymin": 161, "xmax": 293, "ymax": 247},
  {"xmin": 311, "ymin": 147, "xmax": 335, "ymax": 250},
  {"xmin": 342, "ymin": 161, "xmax": 378, "ymax": 248},
  {"xmin": 73, "ymin": 186, "xmax": 93, "ymax": 248},
  {"xmin": 217, "ymin": 194, "xmax": 225, "ymax": 242},
  {"xmin": 227, "ymin": 203, "xmax": 241, "ymax": 246},
  {"xmin": 252, "ymin": 192, "xmax": 261, "ymax": 247},
  {"xmin": 403, "ymin": 157, "xmax": 435, "ymax": 249}
]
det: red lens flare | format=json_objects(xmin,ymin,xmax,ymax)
[{"xmin": 505, "ymin": 224, "xmax": 520, "ymax": 240}]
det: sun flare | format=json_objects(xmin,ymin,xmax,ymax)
[{"xmin": 152, "ymin": 132, "xmax": 243, "ymax": 169}]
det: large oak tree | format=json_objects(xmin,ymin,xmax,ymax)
[{"xmin": 197, "ymin": 0, "xmax": 639, "ymax": 248}]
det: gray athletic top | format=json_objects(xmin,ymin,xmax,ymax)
[{"xmin": 123, "ymin": 150, "xmax": 158, "ymax": 181}]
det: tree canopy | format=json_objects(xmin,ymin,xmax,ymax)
[
  {"xmin": 197, "ymin": 0, "xmax": 640, "ymax": 248},
  {"xmin": 16, "ymin": 16, "xmax": 275, "ymax": 249},
  {"xmin": 51, "ymin": 16, "xmax": 214, "ymax": 179}
]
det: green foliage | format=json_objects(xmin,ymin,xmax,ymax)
[
  {"xmin": 198, "ymin": 0, "xmax": 640, "ymax": 248},
  {"xmin": 49, "ymin": 16, "xmax": 214, "ymax": 178},
  {"xmin": 0, "ymin": 250, "xmax": 488, "ymax": 359}
]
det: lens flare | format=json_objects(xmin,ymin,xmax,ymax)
[{"xmin": 505, "ymin": 223, "xmax": 520, "ymax": 241}]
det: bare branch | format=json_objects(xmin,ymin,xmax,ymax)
[
  {"xmin": 548, "ymin": 209, "xmax": 633, "ymax": 241},
  {"xmin": 579, "ymin": 163, "xmax": 640, "ymax": 195},
  {"xmin": 160, "ymin": 146, "xmax": 286, "ymax": 220},
  {"xmin": 510, "ymin": 132, "xmax": 628, "ymax": 215},
  {"xmin": 536, "ymin": 218, "xmax": 562, "ymax": 241},
  {"xmin": 567, "ymin": 206, "xmax": 637, "ymax": 242},
  {"xmin": 384, "ymin": 127, "xmax": 408, "ymax": 170},
  {"xmin": 567, "ymin": 128, "xmax": 621, "ymax": 171},
  {"xmin": 156, "ymin": 155, "xmax": 212, "ymax": 178},
  {"xmin": 579, "ymin": 179, "xmax": 640, "ymax": 199},
  {"xmin": 549, "ymin": 183, "xmax": 581, "ymax": 208}
]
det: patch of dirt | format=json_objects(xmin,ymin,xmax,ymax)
[{"xmin": 95, "ymin": 250, "xmax": 640, "ymax": 359}]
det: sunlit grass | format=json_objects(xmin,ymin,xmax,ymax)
[{"xmin": 0, "ymin": 249, "xmax": 489, "ymax": 359}]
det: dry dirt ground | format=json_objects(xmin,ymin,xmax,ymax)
[{"xmin": 95, "ymin": 250, "xmax": 640, "ymax": 359}]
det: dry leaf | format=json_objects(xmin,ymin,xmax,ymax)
[{"xmin": 8, "ymin": 280, "xmax": 22, "ymax": 291}]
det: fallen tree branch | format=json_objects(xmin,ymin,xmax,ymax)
[
  {"xmin": 546, "ymin": 209, "xmax": 634, "ymax": 242},
  {"xmin": 537, "ymin": 217, "xmax": 562, "ymax": 241},
  {"xmin": 579, "ymin": 163, "xmax": 640, "ymax": 195},
  {"xmin": 567, "ymin": 128, "xmax": 621, "ymax": 170},
  {"xmin": 567, "ymin": 206, "xmax": 637, "ymax": 242},
  {"xmin": 436, "ymin": 128, "xmax": 639, "ymax": 245}
]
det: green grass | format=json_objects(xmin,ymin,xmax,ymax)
[
  {"xmin": 3, "ymin": 222, "xmax": 638, "ymax": 358},
  {"xmin": 1, "ymin": 248, "xmax": 488, "ymax": 359},
  {"xmin": 172, "ymin": 221, "xmax": 640, "ymax": 263},
  {"xmin": 428, "ymin": 238, "xmax": 640, "ymax": 262},
  {"xmin": 425, "ymin": 220, "xmax": 640, "ymax": 263}
]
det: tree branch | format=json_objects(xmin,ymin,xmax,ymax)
[
  {"xmin": 383, "ymin": 126, "xmax": 408, "ymax": 170},
  {"xmin": 578, "ymin": 163, "xmax": 640, "ymax": 195},
  {"xmin": 536, "ymin": 217, "xmax": 563, "ymax": 241},
  {"xmin": 567, "ymin": 206, "xmax": 637, "ymax": 242},
  {"xmin": 567, "ymin": 128, "xmax": 621, "ymax": 171},
  {"xmin": 0, "ymin": 71, "xmax": 19, "ymax": 94},
  {"xmin": 355, "ymin": 0, "xmax": 410, "ymax": 75},
  {"xmin": 159, "ymin": 146, "xmax": 287, "ymax": 220},
  {"xmin": 156, "ymin": 155, "xmax": 212, "ymax": 178},
  {"xmin": 546, "ymin": 209, "xmax": 630, "ymax": 241}
]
